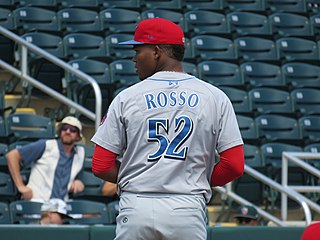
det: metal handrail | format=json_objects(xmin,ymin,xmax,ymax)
[
  {"xmin": 213, "ymin": 164, "xmax": 313, "ymax": 226},
  {"xmin": 0, "ymin": 26, "xmax": 102, "ymax": 130},
  {"xmin": 281, "ymin": 152, "xmax": 320, "ymax": 221}
]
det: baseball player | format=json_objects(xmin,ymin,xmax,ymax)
[{"xmin": 91, "ymin": 18, "xmax": 244, "ymax": 240}]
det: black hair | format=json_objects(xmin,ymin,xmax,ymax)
[{"xmin": 158, "ymin": 45, "xmax": 185, "ymax": 61}]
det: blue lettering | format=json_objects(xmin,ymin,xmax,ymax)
[
  {"xmin": 179, "ymin": 91, "xmax": 186, "ymax": 106},
  {"xmin": 169, "ymin": 91, "xmax": 177, "ymax": 107},
  {"xmin": 145, "ymin": 94, "xmax": 157, "ymax": 110},
  {"xmin": 144, "ymin": 91, "xmax": 199, "ymax": 110},
  {"xmin": 157, "ymin": 92, "xmax": 167, "ymax": 108},
  {"xmin": 188, "ymin": 94, "xmax": 199, "ymax": 107}
]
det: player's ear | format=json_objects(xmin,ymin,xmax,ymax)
[{"xmin": 153, "ymin": 45, "xmax": 161, "ymax": 59}]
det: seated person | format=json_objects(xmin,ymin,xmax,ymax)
[
  {"xmin": 39, "ymin": 198, "xmax": 72, "ymax": 225},
  {"xmin": 234, "ymin": 205, "xmax": 259, "ymax": 226}
]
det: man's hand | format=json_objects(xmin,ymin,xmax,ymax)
[
  {"xmin": 18, "ymin": 185, "xmax": 33, "ymax": 200},
  {"xmin": 69, "ymin": 179, "xmax": 85, "ymax": 193}
]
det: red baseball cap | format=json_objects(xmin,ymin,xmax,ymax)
[{"xmin": 118, "ymin": 18, "xmax": 185, "ymax": 46}]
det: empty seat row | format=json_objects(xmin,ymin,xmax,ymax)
[
  {"xmin": 237, "ymin": 114, "xmax": 320, "ymax": 146},
  {"xmin": 0, "ymin": 198, "xmax": 119, "ymax": 224},
  {"xmin": 223, "ymin": 87, "xmax": 320, "ymax": 117},
  {"xmin": 244, "ymin": 142, "xmax": 320, "ymax": 169},
  {"xmin": 1, "ymin": 7, "xmax": 320, "ymax": 39},
  {"xmin": 199, "ymin": 61, "xmax": 320, "ymax": 89},
  {"xmin": 17, "ymin": 31, "xmax": 320, "ymax": 64},
  {"xmin": 1, "ymin": 0, "xmax": 318, "ymax": 14}
]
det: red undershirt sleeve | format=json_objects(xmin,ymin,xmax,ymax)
[
  {"xmin": 211, "ymin": 144, "xmax": 244, "ymax": 186},
  {"xmin": 92, "ymin": 145, "xmax": 117, "ymax": 175}
]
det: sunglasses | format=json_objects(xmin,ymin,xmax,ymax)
[
  {"xmin": 236, "ymin": 217, "xmax": 252, "ymax": 224},
  {"xmin": 61, "ymin": 125, "xmax": 78, "ymax": 133}
]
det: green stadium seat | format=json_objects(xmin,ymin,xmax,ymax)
[
  {"xmin": 197, "ymin": 60, "xmax": 243, "ymax": 87},
  {"xmin": 100, "ymin": 8, "xmax": 141, "ymax": 35},
  {"xmin": 248, "ymin": 87, "xmax": 293, "ymax": 115},
  {"xmin": 184, "ymin": 10, "xmax": 229, "ymax": 37},
  {"xmin": 227, "ymin": 11, "xmax": 271, "ymax": 37},
  {"xmin": 240, "ymin": 61, "xmax": 284, "ymax": 89},
  {"xmin": 269, "ymin": 13, "xmax": 313, "ymax": 38},
  {"xmin": 192, "ymin": 35, "xmax": 236, "ymax": 61}
]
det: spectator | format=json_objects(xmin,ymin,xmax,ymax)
[
  {"xmin": 6, "ymin": 116, "xmax": 85, "ymax": 201},
  {"xmin": 39, "ymin": 198, "xmax": 72, "ymax": 225},
  {"xmin": 301, "ymin": 222, "xmax": 320, "ymax": 240},
  {"xmin": 234, "ymin": 205, "xmax": 259, "ymax": 226}
]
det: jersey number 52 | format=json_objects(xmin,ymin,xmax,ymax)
[{"xmin": 147, "ymin": 116, "xmax": 193, "ymax": 161}]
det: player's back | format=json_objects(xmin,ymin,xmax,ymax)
[{"xmin": 112, "ymin": 71, "xmax": 242, "ymax": 201}]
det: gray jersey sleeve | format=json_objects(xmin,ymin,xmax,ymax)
[
  {"xmin": 91, "ymin": 95, "xmax": 126, "ymax": 154},
  {"xmin": 215, "ymin": 94, "xmax": 243, "ymax": 153}
]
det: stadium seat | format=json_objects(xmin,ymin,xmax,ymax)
[
  {"xmin": 233, "ymin": 144, "xmax": 265, "ymax": 206},
  {"xmin": 183, "ymin": 37, "xmax": 194, "ymax": 62},
  {"xmin": 0, "ymin": 8, "xmax": 14, "ymax": 30},
  {"xmin": 6, "ymin": 113, "xmax": 55, "ymax": 143},
  {"xmin": 236, "ymin": 115, "xmax": 259, "ymax": 144},
  {"xmin": 291, "ymin": 88, "xmax": 320, "ymax": 116},
  {"xmin": 299, "ymin": 115, "xmax": 320, "ymax": 144},
  {"xmin": 248, "ymin": 87, "xmax": 293, "ymax": 115},
  {"xmin": 57, "ymin": 0, "xmax": 100, "ymax": 9},
  {"xmin": 63, "ymin": 33, "xmax": 106, "ymax": 60},
  {"xmin": 266, "ymin": 0, "xmax": 307, "ymax": 12},
  {"xmin": 0, "ymin": 0, "xmax": 16, "ymax": 9},
  {"xmin": 9, "ymin": 200, "xmax": 42, "ymax": 224},
  {"xmin": 106, "ymin": 200, "xmax": 119, "ymax": 224},
  {"xmin": 57, "ymin": 8, "xmax": 101, "ymax": 34},
  {"xmin": 66, "ymin": 199, "xmax": 109, "ymax": 225},
  {"xmin": 13, "ymin": 7, "xmax": 59, "ymax": 34},
  {"xmin": 66, "ymin": 59, "xmax": 113, "ymax": 123},
  {"xmin": 17, "ymin": 0, "xmax": 59, "ymax": 9},
  {"xmin": 255, "ymin": 114, "xmax": 302, "ymax": 145},
  {"xmin": 109, "ymin": 59, "xmax": 139, "ymax": 93},
  {"xmin": 276, "ymin": 37, "xmax": 318, "ymax": 62},
  {"xmin": 182, "ymin": 61, "xmax": 198, "ymax": 77},
  {"xmin": 282, "ymin": 62, "xmax": 320, "ymax": 88},
  {"xmin": 0, "ymin": 202, "xmax": 10, "ymax": 224},
  {"xmin": 105, "ymin": 34, "xmax": 135, "ymax": 61},
  {"xmin": 192, "ymin": 35, "xmax": 236, "ymax": 61},
  {"xmin": 100, "ymin": 8, "xmax": 141, "ymax": 35},
  {"xmin": 219, "ymin": 87, "xmax": 252, "ymax": 115},
  {"xmin": 225, "ymin": 0, "xmax": 266, "ymax": 11},
  {"xmin": 182, "ymin": 0, "xmax": 224, "ymax": 11},
  {"xmin": 72, "ymin": 171, "xmax": 109, "ymax": 203},
  {"xmin": 143, "ymin": 0, "xmax": 183, "ymax": 10},
  {"xmin": 227, "ymin": 12, "xmax": 271, "ymax": 37},
  {"xmin": 269, "ymin": 13, "xmax": 312, "ymax": 38},
  {"xmin": 0, "ymin": 171, "xmax": 17, "ymax": 202},
  {"xmin": 240, "ymin": 61, "xmax": 284, "ymax": 89},
  {"xmin": 184, "ymin": 10, "xmax": 229, "ymax": 37},
  {"xmin": 310, "ymin": 13, "xmax": 320, "ymax": 36},
  {"xmin": 307, "ymin": 0, "xmax": 320, "ymax": 13},
  {"xmin": 0, "ymin": 144, "xmax": 8, "ymax": 173},
  {"xmin": 20, "ymin": 32, "xmax": 65, "ymax": 97},
  {"xmin": 0, "ymin": 8, "xmax": 15, "ymax": 64},
  {"xmin": 244, "ymin": 144, "xmax": 264, "ymax": 168},
  {"xmin": 260, "ymin": 142, "xmax": 306, "ymax": 208},
  {"xmin": 197, "ymin": 60, "xmax": 243, "ymax": 87},
  {"xmin": 141, "ymin": 9, "xmax": 184, "ymax": 32},
  {"xmin": 234, "ymin": 37, "xmax": 278, "ymax": 61},
  {"xmin": 101, "ymin": 0, "xmax": 141, "ymax": 9},
  {"xmin": 304, "ymin": 143, "xmax": 320, "ymax": 168}
]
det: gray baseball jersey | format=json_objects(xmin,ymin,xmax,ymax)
[{"xmin": 91, "ymin": 71, "xmax": 243, "ymax": 202}]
